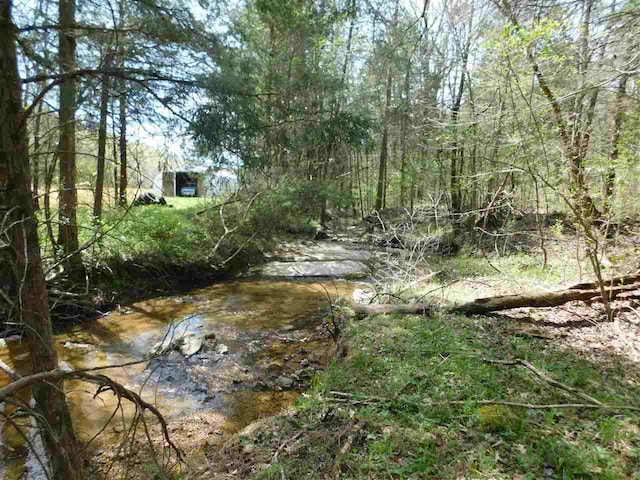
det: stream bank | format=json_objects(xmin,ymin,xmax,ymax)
[{"xmin": 0, "ymin": 239, "xmax": 377, "ymax": 479}]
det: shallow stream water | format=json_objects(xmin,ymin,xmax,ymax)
[{"xmin": 0, "ymin": 279, "xmax": 357, "ymax": 479}]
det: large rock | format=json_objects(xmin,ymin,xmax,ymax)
[
  {"xmin": 132, "ymin": 192, "xmax": 167, "ymax": 207},
  {"xmin": 270, "ymin": 243, "xmax": 372, "ymax": 262},
  {"xmin": 275, "ymin": 376, "xmax": 295, "ymax": 389}
]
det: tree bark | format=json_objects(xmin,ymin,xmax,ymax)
[
  {"xmin": 93, "ymin": 50, "xmax": 113, "ymax": 220},
  {"xmin": 0, "ymin": 2, "xmax": 85, "ymax": 476},
  {"xmin": 57, "ymin": 0, "xmax": 81, "ymax": 269}
]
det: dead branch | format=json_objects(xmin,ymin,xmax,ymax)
[
  {"xmin": 324, "ymin": 390, "xmax": 639, "ymax": 413},
  {"xmin": 330, "ymin": 421, "xmax": 362, "ymax": 480},
  {"xmin": 0, "ymin": 358, "xmax": 21, "ymax": 380},
  {"xmin": 482, "ymin": 358, "xmax": 605, "ymax": 407},
  {"xmin": 451, "ymin": 281, "xmax": 640, "ymax": 316},
  {"xmin": 0, "ymin": 368, "xmax": 185, "ymax": 462},
  {"xmin": 324, "ymin": 394, "xmax": 622, "ymax": 411}
]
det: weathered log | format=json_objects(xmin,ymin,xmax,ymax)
[
  {"xmin": 451, "ymin": 281, "xmax": 640, "ymax": 315},
  {"xmin": 353, "ymin": 274, "xmax": 640, "ymax": 317},
  {"xmin": 567, "ymin": 271, "xmax": 640, "ymax": 291}
]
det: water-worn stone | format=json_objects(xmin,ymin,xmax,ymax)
[
  {"xmin": 177, "ymin": 333, "xmax": 203, "ymax": 357},
  {"xmin": 275, "ymin": 376, "xmax": 295, "ymax": 389},
  {"xmin": 149, "ymin": 332, "xmax": 203, "ymax": 358},
  {"xmin": 352, "ymin": 288, "xmax": 376, "ymax": 304},
  {"xmin": 215, "ymin": 343, "xmax": 229, "ymax": 354}
]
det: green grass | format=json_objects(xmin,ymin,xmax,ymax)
[
  {"xmin": 243, "ymin": 311, "xmax": 640, "ymax": 479},
  {"xmin": 39, "ymin": 192, "xmax": 301, "ymax": 269},
  {"xmin": 163, "ymin": 196, "xmax": 207, "ymax": 210}
]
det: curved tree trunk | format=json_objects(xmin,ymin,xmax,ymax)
[{"xmin": 498, "ymin": 0, "xmax": 599, "ymax": 221}]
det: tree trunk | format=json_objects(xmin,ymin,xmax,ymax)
[
  {"xmin": 0, "ymin": 2, "xmax": 85, "ymax": 476},
  {"xmin": 399, "ymin": 59, "xmax": 411, "ymax": 207},
  {"xmin": 32, "ymin": 83, "xmax": 44, "ymax": 210},
  {"xmin": 118, "ymin": 83, "xmax": 127, "ymax": 206},
  {"xmin": 603, "ymin": 73, "xmax": 628, "ymax": 216},
  {"xmin": 450, "ymin": 27, "xmax": 471, "ymax": 217},
  {"xmin": 375, "ymin": 122, "xmax": 389, "ymax": 211},
  {"xmin": 57, "ymin": 0, "xmax": 81, "ymax": 270},
  {"xmin": 118, "ymin": 0, "xmax": 128, "ymax": 207},
  {"xmin": 374, "ymin": 0, "xmax": 398, "ymax": 211},
  {"xmin": 43, "ymin": 151, "xmax": 57, "ymax": 253},
  {"xmin": 112, "ymin": 100, "xmax": 119, "ymax": 205},
  {"xmin": 93, "ymin": 51, "xmax": 113, "ymax": 220}
]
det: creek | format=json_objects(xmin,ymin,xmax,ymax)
[{"xmin": 0, "ymin": 243, "xmax": 374, "ymax": 478}]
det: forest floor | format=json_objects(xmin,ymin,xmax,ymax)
[{"xmin": 185, "ymin": 217, "xmax": 640, "ymax": 479}]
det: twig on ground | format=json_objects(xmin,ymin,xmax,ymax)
[
  {"xmin": 331, "ymin": 421, "xmax": 362, "ymax": 480},
  {"xmin": 272, "ymin": 432, "xmax": 302, "ymax": 480},
  {"xmin": 482, "ymin": 357, "xmax": 606, "ymax": 407},
  {"xmin": 322, "ymin": 391, "xmax": 640, "ymax": 412}
]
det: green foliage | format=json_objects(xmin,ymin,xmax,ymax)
[{"xmin": 63, "ymin": 191, "xmax": 311, "ymax": 274}]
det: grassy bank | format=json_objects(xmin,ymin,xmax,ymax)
[
  {"xmin": 212, "ymin": 309, "xmax": 640, "ymax": 479},
  {"xmin": 40, "ymin": 192, "xmax": 318, "ymax": 323}
]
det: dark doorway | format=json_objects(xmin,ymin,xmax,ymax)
[{"xmin": 176, "ymin": 172, "xmax": 198, "ymax": 197}]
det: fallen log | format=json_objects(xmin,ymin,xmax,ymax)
[
  {"xmin": 567, "ymin": 271, "xmax": 640, "ymax": 291},
  {"xmin": 353, "ymin": 274, "xmax": 640, "ymax": 317},
  {"xmin": 451, "ymin": 281, "xmax": 640, "ymax": 315}
]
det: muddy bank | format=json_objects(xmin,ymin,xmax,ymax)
[{"xmin": 46, "ymin": 253, "xmax": 263, "ymax": 330}]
